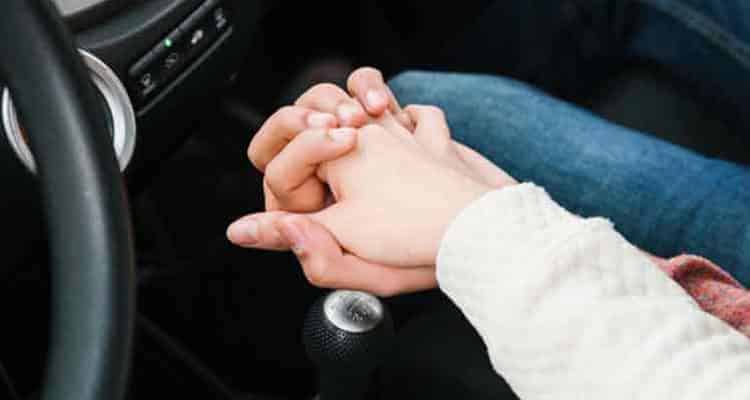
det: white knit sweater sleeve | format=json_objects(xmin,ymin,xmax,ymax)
[{"xmin": 436, "ymin": 183, "xmax": 750, "ymax": 400}]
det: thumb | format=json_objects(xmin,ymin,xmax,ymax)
[{"xmin": 276, "ymin": 215, "xmax": 436, "ymax": 296}]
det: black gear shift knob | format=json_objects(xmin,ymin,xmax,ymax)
[{"xmin": 303, "ymin": 290, "xmax": 395, "ymax": 400}]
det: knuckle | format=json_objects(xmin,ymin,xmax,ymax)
[
  {"xmin": 247, "ymin": 141, "xmax": 264, "ymax": 170},
  {"xmin": 249, "ymin": 106, "xmax": 306, "ymax": 170},
  {"xmin": 307, "ymin": 83, "xmax": 345, "ymax": 98},
  {"xmin": 275, "ymin": 105, "xmax": 300, "ymax": 120},
  {"xmin": 303, "ymin": 260, "xmax": 331, "ymax": 288},
  {"xmin": 276, "ymin": 104, "xmax": 296, "ymax": 115},
  {"xmin": 273, "ymin": 105, "xmax": 308, "ymax": 130},
  {"xmin": 264, "ymin": 162, "xmax": 292, "ymax": 194},
  {"xmin": 285, "ymin": 195, "xmax": 321, "ymax": 213},
  {"xmin": 264, "ymin": 196, "xmax": 280, "ymax": 212}
]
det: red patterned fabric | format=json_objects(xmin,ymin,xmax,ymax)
[{"xmin": 655, "ymin": 255, "xmax": 750, "ymax": 338}]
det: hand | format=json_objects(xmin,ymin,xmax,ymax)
[
  {"xmin": 306, "ymin": 107, "xmax": 510, "ymax": 267},
  {"xmin": 228, "ymin": 104, "xmax": 517, "ymax": 295},
  {"xmin": 248, "ymin": 67, "xmax": 413, "ymax": 214}
]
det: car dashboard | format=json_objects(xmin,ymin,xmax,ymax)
[{"xmin": 0, "ymin": 0, "xmax": 271, "ymax": 270}]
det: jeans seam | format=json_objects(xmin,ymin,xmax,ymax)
[{"xmin": 636, "ymin": 0, "xmax": 750, "ymax": 72}]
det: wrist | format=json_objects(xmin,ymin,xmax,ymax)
[{"xmin": 425, "ymin": 179, "xmax": 496, "ymax": 264}]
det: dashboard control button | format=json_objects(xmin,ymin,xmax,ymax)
[
  {"xmin": 136, "ymin": 72, "xmax": 158, "ymax": 99},
  {"xmin": 138, "ymin": 72, "xmax": 154, "ymax": 89},
  {"xmin": 190, "ymin": 28, "xmax": 205, "ymax": 46},
  {"xmin": 166, "ymin": 27, "xmax": 184, "ymax": 46},
  {"xmin": 163, "ymin": 52, "xmax": 181, "ymax": 70},
  {"xmin": 127, "ymin": 0, "xmax": 231, "ymax": 105},
  {"xmin": 213, "ymin": 7, "xmax": 228, "ymax": 30}
]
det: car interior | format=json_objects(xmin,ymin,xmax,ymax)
[{"xmin": 1, "ymin": 1, "xmax": 748, "ymax": 399}]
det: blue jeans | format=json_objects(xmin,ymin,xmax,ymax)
[{"xmin": 389, "ymin": 0, "xmax": 750, "ymax": 284}]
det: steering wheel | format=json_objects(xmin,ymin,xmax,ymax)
[{"xmin": 0, "ymin": 2, "xmax": 135, "ymax": 400}]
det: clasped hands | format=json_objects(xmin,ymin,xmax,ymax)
[{"xmin": 227, "ymin": 67, "xmax": 516, "ymax": 296}]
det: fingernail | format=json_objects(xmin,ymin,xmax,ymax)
[
  {"xmin": 307, "ymin": 112, "xmax": 336, "ymax": 128},
  {"xmin": 227, "ymin": 219, "xmax": 259, "ymax": 245},
  {"xmin": 337, "ymin": 103, "xmax": 361, "ymax": 125},
  {"xmin": 279, "ymin": 218, "xmax": 306, "ymax": 255},
  {"xmin": 328, "ymin": 127, "xmax": 356, "ymax": 143},
  {"xmin": 366, "ymin": 89, "xmax": 388, "ymax": 110}
]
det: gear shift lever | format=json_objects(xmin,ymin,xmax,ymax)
[{"xmin": 303, "ymin": 290, "xmax": 394, "ymax": 400}]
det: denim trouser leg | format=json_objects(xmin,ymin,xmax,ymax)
[{"xmin": 389, "ymin": 71, "xmax": 750, "ymax": 284}]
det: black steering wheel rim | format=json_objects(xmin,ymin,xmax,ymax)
[{"xmin": 0, "ymin": 2, "xmax": 135, "ymax": 400}]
